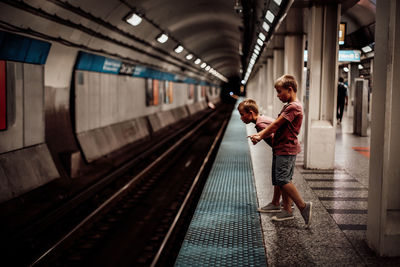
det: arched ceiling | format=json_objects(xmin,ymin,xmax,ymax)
[
  {"xmin": 120, "ymin": 0, "xmax": 245, "ymax": 80},
  {"xmin": 0, "ymin": 0, "xmax": 376, "ymax": 84}
]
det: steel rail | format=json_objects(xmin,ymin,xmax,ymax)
[
  {"xmin": 30, "ymin": 112, "xmax": 217, "ymax": 266},
  {"xmin": 150, "ymin": 118, "xmax": 229, "ymax": 267}
]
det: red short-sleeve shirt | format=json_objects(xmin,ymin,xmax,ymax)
[
  {"xmin": 273, "ymin": 101, "xmax": 303, "ymax": 155},
  {"xmin": 255, "ymin": 115, "xmax": 274, "ymax": 146}
]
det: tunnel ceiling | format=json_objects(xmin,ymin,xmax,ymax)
[
  {"xmin": 0, "ymin": 0, "xmax": 375, "ymax": 84},
  {"xmin": 127, "ymin": 0, "xmax": 243, "ymax": 80}
]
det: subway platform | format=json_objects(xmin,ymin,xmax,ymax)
[{"xmin": 175, "ymin": 104, "xmax": 400, "ymax": 266}]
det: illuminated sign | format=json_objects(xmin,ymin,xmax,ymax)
[
  {"xmin": 338, "ymin": 50, "xmax": 361, "ymax": 62},
  {"xmin": 304, "ymin": 50, "xmax": 361, "ymax": 62},
  {"xmin": 339, "ymin": 23, "xmax": 346, "ymax": 45}
]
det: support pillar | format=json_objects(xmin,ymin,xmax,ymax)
[
  {"xmin": 348, "ymin": 63, "xmax": 360, "ymax": 117},
  {"xmin": 284, "ymin": 35, "xmax": 305, "ymax": 104},
  {"xmin": 284, "ymin": 34, "xmax": 306, "ymax": 143},
  {"xmin": 266, "ymin": 57, "xmax": 274, "ymax": 117},
  {"xmin": 367, "ymin": 0, "xmax": 400, "ymax": 256},
  {"xmin": 304, "ymin": 3, "xmax": 340, "ymax": 169},
  {"xmin": 273, "ymin": 48, "xmax": 284, "ymax": 116}
]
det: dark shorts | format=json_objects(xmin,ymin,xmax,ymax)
[{"xmin": 272, "ymin": 155, "xmax": 296, "ymax": 186}]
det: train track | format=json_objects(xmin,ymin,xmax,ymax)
[{"xmin": 5, "ymin": 104, "xmax": 232, "ymax": 266}]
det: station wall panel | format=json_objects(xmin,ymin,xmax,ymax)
[
  {"xmin": 0, "ymin": 62, "xmax": 46, "ymax": 153},
  {"xmin": 0, "ymin": 62, "xmax": 23, "ymax": 153},
  {"xmin": 23, "ymin": 64, "xmax": 44, "ymax": 146},
  {"xmin": 77, "ymin": 116, "xmax": 150, "ymax": 163},
  {"xmin": 0, "ymin": 144, "xmax": 59, "ymax": 203}
]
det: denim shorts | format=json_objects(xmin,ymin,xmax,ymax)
[{"xmin": 272, "ymin": 155, "xmax": 297, "ymax": 186}]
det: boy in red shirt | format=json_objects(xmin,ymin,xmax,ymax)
[
  {"xmin": 238, "ymin": 99, "xmax": 294, "ymax": 213},
  {"xmin": 249, "ymin": 74, "xmax": 312, "ymax": 227}
]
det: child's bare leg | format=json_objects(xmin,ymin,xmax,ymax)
[
  {"xmin": 281, "ymin": 182, "xmax": 306, "ymax": 211},
  {"xmin": 281, "ymin": 191, "xmax": 293, "ymax": 213},
  {"xmin": 271, "ymin": 185, "xmax": 281, "ymax": 206}
]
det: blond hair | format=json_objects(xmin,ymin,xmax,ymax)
[
  {"xmin": 238, "ymin": 98, "xmax": 259, "ymax": 115},
  {"xmin": 275, "ymin": 74, "xmax": 298, "ymax": 92}
]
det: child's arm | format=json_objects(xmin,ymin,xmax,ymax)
[{"xmin": 249, "ymin": 115, "xmax": 286, "ymax": 145}]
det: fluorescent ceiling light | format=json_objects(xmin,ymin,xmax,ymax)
[
  {"xmin": 186, "ymin": 54, "xmax": 193, "ymax": 60},
  {"xmin": 361, "ymin": 45, "xmax": 372, "ymax": 53},
  {"xmin": 157, "ymin": 33, "xmax": 168, "ymax": 43},
  {"xmin": 265, "ymin": 10, "xmax": 275, "ymax": 23},
  {"xmin": 343, "ymin": 67, "xmax": 349, "ymax": 72},
  {"xmin": 262, "ymin": 22, "xmax": 270, "ymax": 32},
  {"xmin": 126, "ymin": 13, "xmax": 142, "ymax": 26},
  {"xmin": 257, "ymin": 38, "xmax": 263, "ymax": 46},
  {"xmin": 255, "ymin": 45, "xmax": 261, "ymax": 51},
  {"xmin": 254, "ymin": 49, "xmax": 259, "ymax": 55},
  {"xmin": 258, "ymin": 32, "xmax": 266, "ymax": 41},
  {"xmin": 358, "ymin": 64, "xmax": 364, "ymax": 70},
  {"xmin": 194, "ymin": 58, "xmax": 201, "ymax": 64},
  {"xmin": 205, "ymin": 66, "xmax": 211, "ymax": 71},
  {"xmin": 201, "ymin": 63, "xmax": 207, "ymax": 68},
  {"xmin": 174, "ymin": 45, "xmax": 184, "ymax": 53},
  {"xmin": 274, "ymin": 0, "xmax": 282, "ymax": 6}
]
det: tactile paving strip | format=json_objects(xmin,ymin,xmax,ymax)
[{"xmin": 175, "ymin": 108, "xmax": 266, "ymax": 267}]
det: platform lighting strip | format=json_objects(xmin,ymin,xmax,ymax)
[
  {"xmin": 125, "ymin": 12, "xmax": 227, "ymax": 82},
  {"xmin": 361, "ymin": 45, "xmax": 372, "ymax": 53},
  {"xmin": 126, "ymin": 13, "xmax": 142, "ymax": 26},
  {"xmin": 242, "ymin": 0, "xmax": 283, "ymax": 85}
]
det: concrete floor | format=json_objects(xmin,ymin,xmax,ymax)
[{"xmin": 247, "ymin": 112, "xmax": 400, "ymax": 266}]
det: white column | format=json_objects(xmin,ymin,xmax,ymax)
[
  {"xmin": 367, "ymin": 0, "xmax": 400, "ymax": 257},
  {"xmin": 284, "ymin": 34, "xmax": 306, "ymax": 142},
  {"xmin": 266, "ymin": 57, "xmax": 274, "ymax": 117},
  {"xmin": 348, "ymin": 63, "xmax": 360, "ymax": 117},
  {"xmin": 304, "ymin": 3, "xmax": 340, "ymax": 169},
  {"xmin": 273, "ymin": 49, "xmax": 284, "ymax": 116},
  {"xmin": 284, "ymin": 35, "xmax": 305, "ymax": 104},
  {"xmin": 260, "ymin": 63, "xmax": 268, "ymax": 115}
]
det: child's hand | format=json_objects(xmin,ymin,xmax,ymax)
[{"xmin": 248, "ymin": 134, "xmax": 262, "ymax": 145}]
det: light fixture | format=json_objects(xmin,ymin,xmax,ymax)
[
  {"xmin": 262, "ymin": 22, "xmax": 270, "ymax": 32},
  {"xmin": 361, "ymin": 45, "xmax": 372, "ymax": 53},
  {"xmin": 186, "ymin": 54, "xmax": 193, "ymax": 60},
  {"xmin": 257, "ymin": 38, "xmax": 263, "ymax": 46},
  {"xmin": 265, "ymin": 10, "xmax": 275, "ymax": 23},
  {"xmin": 255, "ymin": 45, "xmax": 261, "ymax": 51},
  {"xmin": 273, "ymin": 0, "xmax": 282, "ymax": 6},
  {"xmin": 156, "ymin": 33, "xmax": 168, "ymax": 43},
  {"xmin": 174, "ymin": 45, "xmax": 184, "ymax": 53},
  {"xmin": 194, "ymin": 58, "xmax": 201, "ymax": 64},
  {"xmin": 343, "ymin": 67, "xmax": 349, "ymax": 72},
  {"xmin": 205, "ymin": 66, "xmax": 211, "ymax": 71},
  {"xmin": 358, "ymin": 64, "xmax": 364, "ymax": 70},
  {"xmin": 258, "ymin": 32, "xmax": 266, "ymax": 41},
  {"xmin": 126, "ymin": 13, "xmax": 142, "ymax": 26},
  {"xmin": 201, "ymin": 63, "xmax": 207, "ymax": 68}
]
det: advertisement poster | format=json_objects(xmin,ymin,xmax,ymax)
[
  {"xmin": 188, "ymin": 84, "xmax": 194, "ymax": 99},
  {"xmin": 159, "ymin": 80, "xmax": 165, "ymax": 104},
  {"xmin": 145, "ymin": 78, "xmax": 153, "ymax": 106},
  {"xmin": 153, "ymin": 79, "xmax": 159, "ymax": 106},
  {"xmin": 167, "ymin": 81, "xmax": 173, "ymax": 103}
]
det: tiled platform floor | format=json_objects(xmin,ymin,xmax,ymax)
[{"xmin": 248, "ymin": 113, "xmax": 400, "ymax": 266}]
